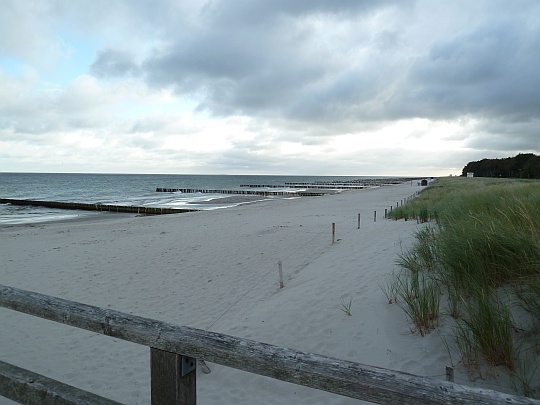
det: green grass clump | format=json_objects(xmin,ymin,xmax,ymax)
[
  {"xmin": 455, "ymin": 289, "xmax": 514, "ymax": 370},
  {"xmin": 515, "ymin": 276, "xmax": 540, "ymax": 320},
  {"xmin": 394, "ymin": 269, "xmax": 441, "ymax": 336},
  {"xmin": 340, "ymin": 297, "xmax": 353, "ymax": 316},
  {"xmin": 384, "ymin": 177, "xmax": 540, "ymax": 397}
]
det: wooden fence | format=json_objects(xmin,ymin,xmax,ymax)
[{"xmin": 0, "ymin": 285, "xmax": 538, "ymax": 405}]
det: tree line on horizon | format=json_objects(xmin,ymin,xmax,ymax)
[{"xmin": 461, "ymin": 153, "xmax": 540, "ymax": 179}]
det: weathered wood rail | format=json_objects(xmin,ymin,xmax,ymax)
[
  {"xmin": 0, "ymin": 361, "xmax": 122, "ymax": 405},
  {"xmin": 0, "ymin": 198, "xmax": 197, "ymax": 216},
  {"xmin": 1, "ymin": 285, "xmax": 537, "ymax": 405},
  {"xmin": 155, "ymin": 188, "xmax": 329, "ymax": 196}
]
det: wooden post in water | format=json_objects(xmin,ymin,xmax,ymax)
[
  {"xmin": 384, "ymin": 208, "xmax": 387, "ymax": 219},
  {"xmin": 332, "ymin": 223, "xmax": 336, "ymax": 243},
  {"xmin": 374, "ymin": 211, "xmax": 377, "ymax": 222},
  {"xmin": 151, "ymin": 348, "xmax": 196, "ymax": 405},
  {"xmin": 357, "ymin": 213, "xmax": 361, "ymax": 229},
  {"xmin": 278, "ymin": 261, "xmax": 284, "ymax": 289}
]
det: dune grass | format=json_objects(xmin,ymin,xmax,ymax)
[
  {"xmin": 386, "ymin": 177, "xmax": 540, "ymax": 397},
  {"xmin": 393, "ymin": 268, "xmax": 441, "ymax": 336}
]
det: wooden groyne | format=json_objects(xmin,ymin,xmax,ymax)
[
  {"xmin": 284, "ymin": 178, "xmax": 420, "ymax": 187},
  {"xmin": 240, "ymin": 184, "xmax": 367, "ymax": 190},
  {"xmin": 155, "ymin": 188, "xmax": 328, "ymax": 196},
  {"xmin": 0, "ymin": 198, "xmax": 197, "ymax": 215},
  {"xmin": 238, "ymin": 178, "xmax": 423, "ymax": 190},
  {"xmin": 157, "ymin": 178, "xmax": 424, "ymax": 196}
]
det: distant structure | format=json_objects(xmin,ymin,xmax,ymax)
[{"xmin": 467, "ymin": 172, "xmax": 474, "ymax": 178}]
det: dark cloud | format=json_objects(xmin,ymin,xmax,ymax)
[
  {"xmin": 466, "ymin": 118, "xmax": 540, "ymax": 152},
  {"xmin": 90, "ymin": 49, "xmax": 139, "ymax": 78},
  {"xmin": 140, "ymin": 1, "xmax": 410, "ymax": 125},
  {"xmin": 202, "ymin": 0, "xmax": 409, "ymax": 26},
  {"xmin": 135, "ymin": 0, "xmax": 540, "ymax": 153},
  {"xmin": 2, "ymin": 0, "xmax": 539, "ymax": 175},
  {"xmin": 388, "ymin": 17, "xmax": 540, "ymax": 122}
]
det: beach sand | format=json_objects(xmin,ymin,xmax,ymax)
[{"xmin": 0, "ymin": 183, "xmax": 494, "ymax": 404}]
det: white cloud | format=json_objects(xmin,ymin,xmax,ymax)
[{"xmin": 0, "ymin": 0, "xmax": 539, "ymax": 176}]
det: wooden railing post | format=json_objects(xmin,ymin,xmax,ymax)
[
  {"xmin": 150, "ymin": 348, "xmax": 196, "ymax": 405},
  {"xmin": 2, "ymin": 285, "xmax": 538, "ymax": 405}
]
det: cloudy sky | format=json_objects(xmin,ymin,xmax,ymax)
[{"xmin": 1, "ymin": 1, "xmax": 539, "ymax": 176}]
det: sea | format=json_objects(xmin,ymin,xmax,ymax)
[{"xmin": 0, "ymin": 173, "xmax": 382, "ymax": 225}]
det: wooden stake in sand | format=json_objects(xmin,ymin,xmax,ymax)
[
  {"xmin": 446, "ymin": 366, "xmax": 454, "ymax": 382},
  {"xmin": 278, "ymin": 260, "xmax": 284, "ymax": 289},
  {"xmin": 332, "ymin": 223, "xmax": 336, "ymax": 243}
]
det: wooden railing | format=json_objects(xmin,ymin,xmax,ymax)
[{"xmin": 0, "ymin": 285, "xmax": 538, "ymax": 405}]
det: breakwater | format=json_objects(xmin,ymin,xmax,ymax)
[
  {"xmin": 239, "ymin": 184, "xmax": 367, "ymax": 190},
  {"xmin": 156, "ymin": 178, "xmax": 421, "ymax": 195},
  {"xmin": 0, "ymin": 198, "xmax": 197, "ymax": 215},
  {"xmin": 155, "ymin": 188, "xmax": 329, "ymax": 196},
  {"xmin": 240, "ymin": 178, "xmax": 419, "ymax": 189}
]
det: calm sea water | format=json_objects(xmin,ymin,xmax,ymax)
[{"xmin": 0, "ymin": 173, "xmax": 378, "ymax": 225}]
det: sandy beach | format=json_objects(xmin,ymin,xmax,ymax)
[{"xmin": 0, "ymin": 182, "xmax": 498, "ymax": 404}]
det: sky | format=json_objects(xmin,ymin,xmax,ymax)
[{"xmin": 1, "ymin": 1, "xmax": 539, "ymax": 176}]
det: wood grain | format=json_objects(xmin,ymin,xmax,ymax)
[{"xmin": 1, "ymin": 284, "xmax": 538, "ymax": 405}]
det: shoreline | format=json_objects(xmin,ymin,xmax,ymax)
[
  {"xmin": 0, "ymin": 182, "xmax": 510, "ymax": 404},
  {"xmin": 0, "ymin": 175, "xmax": 424, "ymax": 227},
  {"xmin": 0, "ymin": 194, "xmax": 288, "ymax": 228},
  {"xmin": 0, "ymin": 192, "xmax": 294, "ymax": 227}
]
